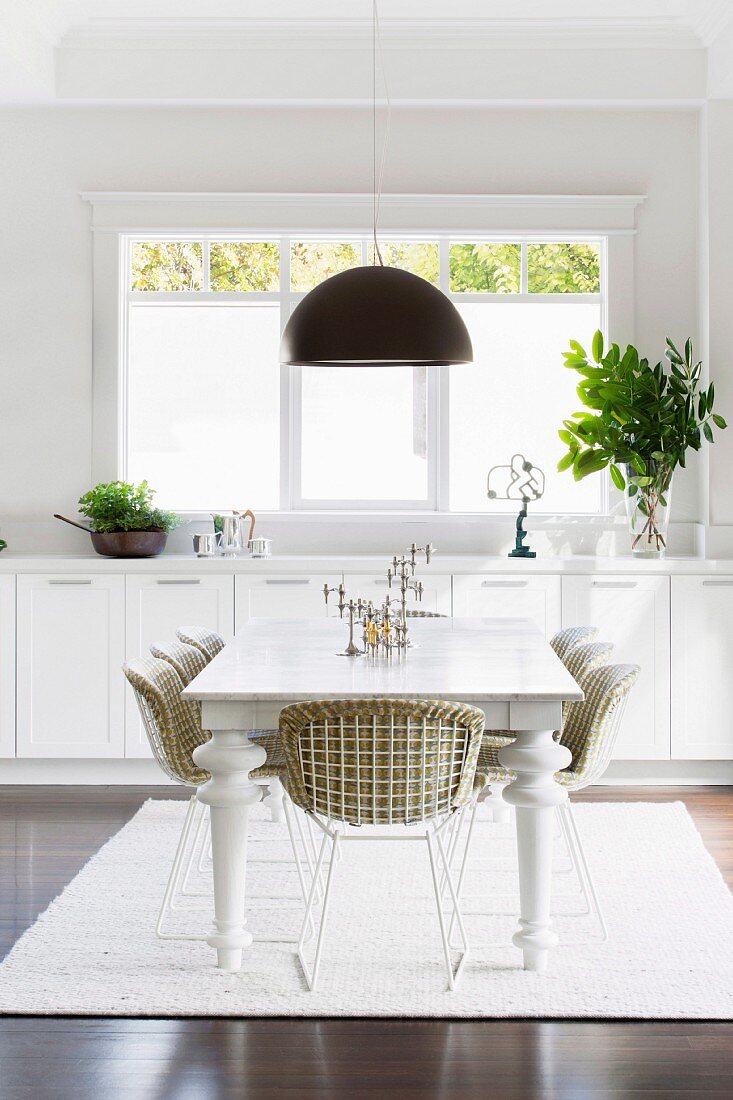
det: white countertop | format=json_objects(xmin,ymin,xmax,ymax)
[
  {"xmin": 0, "ymin": 552, "xmax": 730, "ymax": 574},
  {"xmin": 182, "ymin": 617, "xmax": 584, "ymax": 703}
]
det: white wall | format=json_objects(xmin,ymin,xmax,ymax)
[{"xmin": 0, "ymin": 106, "xmax": 702, "ymax": 553}]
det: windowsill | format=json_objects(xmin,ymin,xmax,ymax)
[{"xmin": 174, "ymin": 510, "xmax": 618, "ymax": 525}]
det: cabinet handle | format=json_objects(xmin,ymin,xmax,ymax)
[
  {"xmin": 265, "ymin": 579, "xmax": 310, "ymax": 585},
  {"xmin": 591, "ymin": 581, "xmax": 638, "ymax": 589},
  {"xmin": 702, "ymin": 580, "xmax": 733, "ymax": 586},
  {"xmin": 48, "ymin": 579, "xmax": 92, "ymax": 585},
  {"xmin": 156, "ymin": 579, "xmax": 201, "ymax": 585},
  {"xmin": 481, "ymin": 580, "xmax": 528, "ymax": 588}
]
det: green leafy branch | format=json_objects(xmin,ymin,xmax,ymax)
[{"xmin": 557, "ymin": 331, "xmax": 726, "ymax": 495}]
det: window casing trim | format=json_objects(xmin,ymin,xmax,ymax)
[{"xmin": 88, "ymin": 192, "xmax": 640, "ymax": 518}]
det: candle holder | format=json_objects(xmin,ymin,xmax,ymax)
[{"xmin": 323, "ymin": 544, "xmax": 435, "ymax": 657}]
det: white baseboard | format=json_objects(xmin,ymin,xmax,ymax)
[{"xmin": 1, "ymin": 758, "xmax": 732, "ymax": 786}]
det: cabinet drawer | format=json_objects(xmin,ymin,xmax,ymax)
[
  {"xmin": 0, "ymin": 575, "xmax": 16, "ymax": 758},
  {"xmin": 562, "ymin": 575, "xmax": 670, "ymax": 760},
  {"xmin": 16, "ymin": 574, "xmax": 125, "ymax": 759},
  {"xmin": 672, "ymin": 577, "xmax": 733, "ymax": 759},
  {"xmin": 452, "ymin": 575, "xmax": 561, "ymax": 638},
  {"xmin": 235, "ymin": 575, "xmax": 333, "ymax": 631},
  {"xmin": 125, "ymin": 575, "xmax": 234, "ymax": 758},
  {"xmin": 343, "ymin": 573, "xmax": 452, "ymax": 617}
]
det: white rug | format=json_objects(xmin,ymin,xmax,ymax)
[{"xmin": 1, "ymin": 800, "xmax": 732, "ymax": 1019}]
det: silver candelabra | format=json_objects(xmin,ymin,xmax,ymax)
[{"xmin": 324, "ymin": 543, "xmax": 435, "ymax": 657}]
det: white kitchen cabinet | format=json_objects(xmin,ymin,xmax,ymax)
[
  {"xmin": 125, "ymin": 574, "xmax": 235, "ymax": 758},
  {"xmin": 342, "ymin": 573, "xmax": 452, "ymax": 617},
  {"xmin": 0, "ymin": 575, "xmax": 15, "ymax": 758},
  {"xmin": 235, "ymin": 574, "xmax": 333, "ymax": 631},
  {"xmin": 16, "ymin": 574, "xmax": 125, "ymax": 758},
  {"xmin": 452, "ymin": 574, "xmax": 561, "ymax": 638},
  {"xmin": 561, "ymin": 575, "xmax": 670, "ymax": 760},
  {"xmin": 671, "ymin": 577, "xmax": 733, "ymax": 759}
]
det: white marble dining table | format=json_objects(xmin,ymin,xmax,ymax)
[{"xmin": 182, "ymin": 616, "xmax": 583, "ymax": 974}]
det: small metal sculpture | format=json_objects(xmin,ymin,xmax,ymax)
[
  {"xmin": 487, "ymin": 454, "xmax": 545, "ymax": 559},
  {"xmin": 324, "ymin": 544, "xmax": 435, "ymax": 657}
]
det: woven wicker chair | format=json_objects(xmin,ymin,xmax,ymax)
[
  {"xmin": 461, "ymin": 663, "xmax": 640, "ymax": 942},
  {"xmin": 175, "ymin": 626, "xmax": 226, "ymax": 662},
  {"xmin": 279, "ymin": 697, "xmax": 486, "ymax": 990},
  {"xmin": 150, "ymin": 638, "xmax": 208, "ymax": 687},
  {"xmin": 550, "ymin": 625, "xmax": 599, "ymax": 661},
  {"xmin": 123, "ymin": 656, "xmax": 307, "ymax": 943}
]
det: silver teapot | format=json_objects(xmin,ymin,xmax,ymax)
[{"xmin": 211, "ymin": 510, "xmax": 257, "ymax": 558}]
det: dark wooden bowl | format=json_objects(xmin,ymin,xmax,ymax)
[{"xmin": 90, "ymin": 530, "xmax": 168, "ymax": 558}]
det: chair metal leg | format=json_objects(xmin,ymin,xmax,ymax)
[
  {"xmin": 557, "ymin": 801, "xmax": 608, "ymax": 942},
  {"xmin": 156, "ymin": 794, "xmax": 208, "ymax": 942},
  {"xmin": 426, "ymin": 826, "xmax": 469, "ymax": 990},
  {"xmin": 298, "ymin": 825, "xmax": 339, "ymax": 991}
]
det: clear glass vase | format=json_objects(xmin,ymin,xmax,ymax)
[{"xmin": 624, "ymin": 462, "xmax": 673, "ymax": 558}]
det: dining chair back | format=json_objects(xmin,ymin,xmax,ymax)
[
  {"xmin": 279, "ymin": 697, "xmax": 485, "ymax": 827},
  {"xmin": 175, "ymin": 626, "xmax": 225, "ymax": 662},
  {"xmin": 406, "ymin": 610, "xmax": 448, "ymax": 618},
  {"xmin": 123, "ymin": 656, "xmax": 209, "ymax": 785},
  {"xmin": 559, "ymin": 662, "xmax": 640, "ymax": 789},
  {"xmin": 563, "ymin": 640, "xmax": 613, "ymax": 680},
  {"xmin": 150, "ymin": 639, "xmax": 208, "ymax": 687},
  {"xmin": 550, "ymin": 625, "xmax": 599, "ymax": 661}
]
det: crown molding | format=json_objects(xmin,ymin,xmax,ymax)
[
  {"xmin": 81, "ymin": 192, "xmax": 647, "ymax": 209},
  {"xmin": 60, "ymin": 16, "xmax": 704, "ymax": 53}
]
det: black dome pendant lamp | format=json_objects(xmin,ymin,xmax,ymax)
[{"xmin": 280, "ymin": 4, "xmax": 472, "ymax": 369}]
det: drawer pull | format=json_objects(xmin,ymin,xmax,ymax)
[
  {"xmin": 591, "ymin": 581, "xmax": 638, "ymax": 589},
  {"xmin": 48, "ymin": 579, "xmax": 92, "ymax": 585},
  {"xmin": 156, "ymin": 579, "xmax": 201, "ymax": 585},
  {"xmin": 702, "ymin": 580, "xmax": 733, "ymax": 586},
  {"xmin": 265, "ymin": 579, "xmax": 310, "ymax": 585},
  {"xmin": 481, "ymin": 580, "xmax": 528, "ymax": 588}
]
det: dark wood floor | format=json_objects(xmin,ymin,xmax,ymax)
[{"xmin": 1, "ymin": 785, "xmax": 732, "ymax": 1099}]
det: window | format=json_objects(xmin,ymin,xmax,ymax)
[{"xmin": 123, "ymin": 235, "xmax": 604, "ymax": 513}]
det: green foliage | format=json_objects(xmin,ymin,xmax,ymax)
[
  {"xmin": 528, "ymin": 243, "xmax": 600, "ymax": 294},
  {"xmin": 450, "ymin": 243, "xmax": 520, "ymax": 293},
  {"xmin": 78, "ymin": 481, "xmax": 181, "ymax": 534},
  {"xmin": 0, "ymin": 539, "xmax": 6, "ymax": 552},
  {"xmin": 557, "ymin": 332, "xmax": 726, "ymax": 491},
  {"xmin": 367, "ymin": 242, "xmax": 439, "ymax": 284},
  {"xmin": 131, "ymin": 243, "xmax": 203, "ymax": 291},
  {"xmin": 210, "ymin": 242, "xmax": 280, "ymax": 291},
  {"xmin": 290, "ymin": 242, "xmax": 360, "ymax": 291}
]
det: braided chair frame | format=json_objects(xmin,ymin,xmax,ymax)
[
  {"xmin": 175, "ymin": 626, "xmax": 225, "ymax": 663},
  {"xmin": 563, "ymin": 640, "xmax": 614, "ymax": 680},
  {"xmin": 279, "ymin": 698, "xmax": 485, "ymax": 827},
  {"xmin": 150, "ymin": 639, "xmax": 208, "ymax": 687},
  {"xmin": 405, "ymin": 610, "xmax": 448, "ymax": 618},
  {"xmin": 123, "ymin": 657, "xmax": 210, "ymax": 786},
  {"xmin": 550, "ymin": 626, "xmax": 599, "ymax": 661}
]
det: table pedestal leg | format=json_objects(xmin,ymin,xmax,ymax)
[
  {"xmin": 498, "ymin": 728, "xmax": 572, "ymax": 973},
  {"xmin": 193, "ymin": 731, "xmax": 266, "ymax": 971}
]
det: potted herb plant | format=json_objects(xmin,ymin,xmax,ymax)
[
  {"xmin": 56, "ymin": 481, "xmax": 181, "ymax": 558},
  {"xmin": 558, "ymin": 333, "xmax": 726, "ymax": 557}
]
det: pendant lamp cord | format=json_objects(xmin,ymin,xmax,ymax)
[{"xmin": 372, "ymin": 0, "xmax": 390, "ymax": 267}]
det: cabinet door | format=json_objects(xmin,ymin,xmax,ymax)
[
  {"xmin": 343, "ymin": 573, "xmax": 452, "ymax": 617},
  {"xmin": 452, "ymin": 575, "xmax": 561, "ymax": 638},
  {"xmin": 125, "ymin": 575, "xmax": 235, "ymax": 758},
  {"xmin": 0, "ymin": 575, "xmax": 15, "ymax": 758},
  {"xmin": 235, "ymin": 575, "xmax": 332, "ymax": 631},
  {"xmin": 561, "ymin": 575, "xmax": 670, "ymax": 760},
  {"xmin": 16, "ymin": 574, "xmax": 125, "ymax": 759},
  {"xmin": 672, "ymin": 577, "xmax": 733, "ymax": 759}
]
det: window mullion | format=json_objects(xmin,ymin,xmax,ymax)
[
  {"xmin": 202, "ymin": 239, "xmax": 210, "ymax": 292},
  {"xmin": 520, "ymin": 241, "xmax": 528, "ymax": 294}
]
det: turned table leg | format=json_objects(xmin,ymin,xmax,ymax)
[
  {"xmin": 193, "ymin": 730, "xmax": 267, "ymax": 971},
  {"xmin": 498, "ymin": 728, "xmax": 572, "ymax": 973}
]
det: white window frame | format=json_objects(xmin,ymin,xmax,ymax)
[{"xmin": 86, "ymin": 191, "xmax": 643, "ymax": 520}]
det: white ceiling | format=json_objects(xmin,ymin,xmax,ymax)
[{"xmin": 1, "ymin": 0, "xmax": 732, "ymax": 103}]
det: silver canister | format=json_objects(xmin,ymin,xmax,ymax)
[
  {"xmin": 248, "ymin": 537, "xmax": 272, "ymax": 559},
  {"xmin": 192, "ymin": 532, "xmax": 219, "ymax": 558}
]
